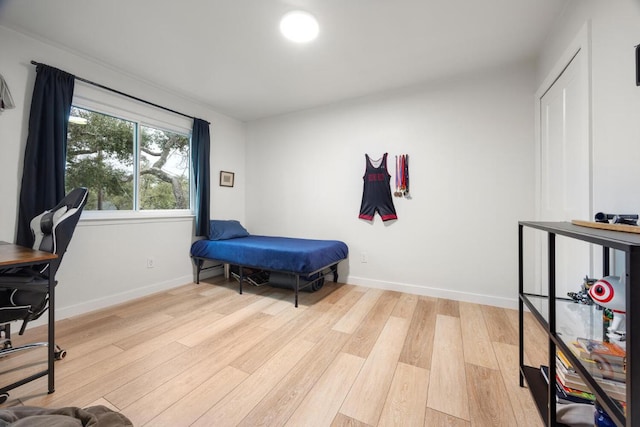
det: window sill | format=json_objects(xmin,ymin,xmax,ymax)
[{"xmin": 78, "ymin": 210, "xmax": 194, "ymax": 226}]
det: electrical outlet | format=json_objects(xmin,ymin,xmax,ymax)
[
  {"xmin": 361, "ymin": 252, "xmax": 368, "ymax": 263},
  {"xmin": 146, "ymin": 257, "xmax": 154, "ymax": 268}
]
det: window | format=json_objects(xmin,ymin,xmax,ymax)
[{"xmin": 66, "ymin": 106, "xmax": 190, "ymax": 211}]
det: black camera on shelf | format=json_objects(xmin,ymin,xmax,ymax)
[{"xmin": 594, "ymin": 212, "xmax": 638, "ymax": 225}]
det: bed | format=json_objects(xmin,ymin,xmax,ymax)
[{"xmin": 190, "ymin": 220, "xmax": 349, "ymax": 307}]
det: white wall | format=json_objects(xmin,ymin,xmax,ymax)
[
  {"xmin": 246, "ymin": 62, "xmax": 536, "ymax": 308},
  {"xmin": 9, "ymin": 1, "xmax": 634, "ymax": 315},
  {"xmin": 0, "ymin": 26, "xmax": 246, "ymax": 320},
  {"xmin": 538, "ymin": 0, "xmax": 640, "ymax": 215}
]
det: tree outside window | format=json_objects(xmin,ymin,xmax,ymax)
[{"xmin": 66, "ymin": 107, "xmax": 190, "ymax": 211}]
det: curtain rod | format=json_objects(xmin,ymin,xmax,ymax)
[{"xmin": 30, "ymin": 60, "xmax": 209, "ymax": 125}]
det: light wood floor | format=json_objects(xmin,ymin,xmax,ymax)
[{"xmin": 0, "ymin": 277, "xmax": 548, "ymax": 426}]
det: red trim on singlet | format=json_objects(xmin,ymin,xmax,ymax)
[
  {"xmin": 359, "ymin": 214, "xmax": 375, "ymax": 220},
  {"xmin": 381, "ymin": 214, "xmax": 398, "ymax": 221}
]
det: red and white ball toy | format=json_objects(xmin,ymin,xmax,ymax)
[{"xmin": 589, "ymin": 276, "xmax": 626, "ymax": 338}]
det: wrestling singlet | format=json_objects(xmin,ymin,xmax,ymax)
[{"xmin": 358, "ymin": 153, "xmax": 398, "ymax": 221}]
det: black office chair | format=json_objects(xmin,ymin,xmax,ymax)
[{"xmin": 0, "ymin": 187, "xmax": 88, "ymax": 361}]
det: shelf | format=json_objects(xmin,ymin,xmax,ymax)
[
  {"xmin": 519, "ymin": 221, "xmax": 640, "ymax": 251},
  {"xmin": 522, "ymin": 293, "xmax": 627, "ymax": 405},
  {"xmin": 521, "ymin": 365, "xmax": 550, "ymax": 425},
  {"xmin": 518, "ymin": 221, "xmax": 635, "ymax": 427},
  {"xmin": 521, "ymin": 365, "xmax": 571, "ymax": 427},
  {"xmin": 522, "ymin": 294, "xmax": 608, "ymax": 346}
]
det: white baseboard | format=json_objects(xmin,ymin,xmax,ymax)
[{"xmin": 345, "ymin": 275, "xmax": 518, "ymax": 309}]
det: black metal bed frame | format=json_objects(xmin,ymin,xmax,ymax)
[{"xmin": 191, "ymin": 256, "xmax": 341, "ymax": 307}]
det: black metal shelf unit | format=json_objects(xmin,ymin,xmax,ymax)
[{"xmin": 518, "ymin": 221, "xmax": 640, "ymax": 427}]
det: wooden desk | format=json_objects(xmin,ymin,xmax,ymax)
[{"xmin": 0, "ymin": 242, "xmax": 58, "ymax": 399}]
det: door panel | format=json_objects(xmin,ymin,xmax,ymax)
[{"xmin": 539, "ymin": 49, "xmax": 590, "ymax": 297}]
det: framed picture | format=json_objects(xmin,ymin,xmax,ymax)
[{"xmin": 220, "ymin": 171, "xmax": 235, "ymax": 187}]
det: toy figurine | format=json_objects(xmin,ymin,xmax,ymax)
[
  {"xmin": 567, "ymin": 275, "xmax": 596, "ymax": 305},
  {"xmin": 589, "ymin": 276, "xmax": 626, "ymax": 340}
]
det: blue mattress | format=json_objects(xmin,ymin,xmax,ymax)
[{"xmin": 190, "ymin": 236, "xmax": 349, "ymax": 275}]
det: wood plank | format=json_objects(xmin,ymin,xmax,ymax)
[
  {"xmin": 522, "ymin": 311, "xmax": 549, "ymax": 369},
  {"xmin": 197, "ymin": 283, "xmax": 236, "ymax": 297},
  {"xmin": 297, "ymin": 281, "xmax": 345, "ymax": 308},
  {"xmin": 492, "ymin": 341, "xmax": 543, "ymax": 427},
  {"xmin": 113, "ymin": 307, "xmax": 225, "ymax": 350},
  {"xmin": 481, "ymin": 305, "xmax": 518, "ymax": 345},
  {"xmin": 177, "ymin": 295, "xmax": 277, "ymax": 347},
  {"xmin": 122, "ymin": 358, "xmax": 251, "ymax": 426},
  {"xmin": 377, "ymin": 362, "xmax": 429, "ymax": 427},
  {"xmin": 426, "ymin": 315, "xmax": 469, "ymax": 421},
  {"xmin": 0, "ymin": 243, "xmax": 56, "ymax": 266},
  {"xmin": 298, "ymin": 288, "xmax": 366, "ymax": 343},
  {"xmin": 236, "ymin": 330, "xmax": 352, "ymax": 427},
  {"xmin": 259, "ymin": 301, "xmax": 308, "ymax": 331},
  {"xmin": 436, "ymin": 298, "xmax": 460, "ymax": 317},
  {"xmin": 87, "ymin": 397, "xmax": 120, "ymax": 412},
  {"xmin": 261, "ymin": 298, "xmax": 293, "ymax": 315},
  {"xmin": 501, "ymin": 308, "xmax": 548, "ymax": 368},
  {"xmin": 466, "ymin": 363, "xmax": 517, "ymax": 427},
  {"xmin": 172, "ymin": 337, "xmax": 315, "ymax": 427},
  {"xmin": 104, "ymin": 290, "xmax": 188, "ymax": 319},
  {"xmin": 339, "ymin": 316, "xmax": 410, "ymax": 425},
  {"xmin": 162, "ymin": 285, "xmax": 234, "ymax": 317},
  {"xmin": 331, "ymin": 413, "xmax": 372, "ymax": 427},
  {"xmin": 423, "ymin": 409, "xmax": 470, "ymax": 427},
  {"xmin": 305, "ymin": 283, "xmax": 355, "ymax": 312},
  {"xmin": 572, "ymin": 219, "xmax": 640, "ymax": 233},
  {"xmin": 55, "ymin": 311, "xmax": 175, "ymax": 351},
  {"xmin": 398, "ymin": 296, "xmax": 437, "ymax": 369},
  {"xmin": 230, "ymin": 308, "xmax": 319, "ymax": 374},
  {"xmin": 285, "ymin": 352, "xmax": 365, "ymax": 427},
  {"xmin": 332, "ymin": 288, "xmax": 383, "ymax": 333},
  {"xmin": 207, "ymin": 286, "xmax": 274, "ymax": 316},
  {"xmin": 142, "ymin": 366, "xmax": 248, "ymax": 426},
  {"xmin": 459, "ymin": 301, "xmax": 498, "ymax": 369},
  {"xmin": 104, "ymin": 314, "xmax": 271, "ymax": 409},
  {"xmin": 19, "ymin": 341, "xmax": 189, "ymax": 408},
  {"xmin": 391, "ymin": 292, "xmax": 418, "ymax": 319},
  {"xmin": 342, "ymin": 291, "xmax": 400, "ymax": 358}
]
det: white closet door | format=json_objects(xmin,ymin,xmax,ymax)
[{"xmin": 539, "ymin": 48, "xmax": 591, "ymax": 298}]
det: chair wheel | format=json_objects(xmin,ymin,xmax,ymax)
[
  {"xmin": 54, "ymin": 349, "xmax": 67, "ymax": 360},
  {"xmin": 0, "ymin": 393, "xmax": 8, "ymax": 404}
]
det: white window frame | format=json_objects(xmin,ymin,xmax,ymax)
[{"xmin": 70, "ymin": 81, "xmax": 194, "ymax": 222}]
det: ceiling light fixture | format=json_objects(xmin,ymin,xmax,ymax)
[{"xmin": 280, "ymin": 11, "xmax": 319, "ymax": 43}]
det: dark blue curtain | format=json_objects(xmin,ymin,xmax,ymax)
[
  {"xmin": 191, "ymin": 118, "xmax": 211, "ymax": 237},
  {"xmin": 16, "ymin": 64, "xmax": 75, "ymax": 247}
]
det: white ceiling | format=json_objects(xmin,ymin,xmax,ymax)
[{"xmin": 0, "ymin": 0, "xmax": 566, "ymax": 121}]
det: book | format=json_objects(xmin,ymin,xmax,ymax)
[
  {"xmin": 555, "ymin": 359, "xmax": 626, "ymax": 402},
  {"xmin": 568, "ymin": 340, "xmax": 593, "ymax": 361},
  {"xmin": 565, "ymin": 343, "xmax": 626, "ymax": 380},
  {"xmin": 556, "ymin": 351, "xmax": 627, "ymax": 401},
  {"xmin": 540, "ymin": 365, "xmax": 594, "ymax": 405},
  {"xmin": 556, "ymin": 376, "xmax": 596, "ymax": 402},
  {"xmin": 556, "ymin": 350, "xmax": 627, "ymax": 381},
  {"xmin": 576, "ymin": 337, "xmax": 626, "ymax": 364}
]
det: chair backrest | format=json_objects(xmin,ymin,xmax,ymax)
[{"xmin": 29, "ymin": 187, "xmax": 88, "ymax": 278}]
